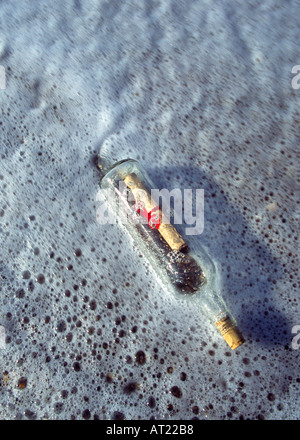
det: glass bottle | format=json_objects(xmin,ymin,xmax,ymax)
[{"xmin": 96, "ymin": 156, "xmax": 245, "ymax": 350}]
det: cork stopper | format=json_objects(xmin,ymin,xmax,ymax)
[{"xmin": 216, "ymin": 315, "xmax": 245, "ymax": 350}]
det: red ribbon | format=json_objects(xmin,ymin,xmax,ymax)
[{"xmin": 135, "ymin": 202, "xmax": 161, "ymax": 229}]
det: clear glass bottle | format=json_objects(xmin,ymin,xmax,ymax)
[{"xmin": 96, "ymin": 156, "xmax": 245, "ymax": 350}]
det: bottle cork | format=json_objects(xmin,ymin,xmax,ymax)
[
  {"xmin": 215, "ymin": 315, "xmax": 245, "ymax": 350},
  {"xmin": 124, "ymin": 173, "xmax": 188, "ymax": 253}
]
